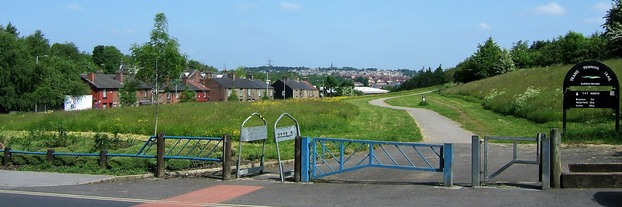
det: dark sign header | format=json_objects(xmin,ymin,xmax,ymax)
[{"xmin": 563, "ymin": 61, "xmax": 619, "ymax": 88}]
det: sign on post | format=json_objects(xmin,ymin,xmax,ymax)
[
  {"xmin": 237, "ymin": 112, "xmax": 268, "ymax": 178},
  {"xmin": 274, "ymin": 113, "xmax": 300, "ymax": 182},
  {"xmin": 562, "ymin": 61, "xmax": 620, "ymax": 132}
]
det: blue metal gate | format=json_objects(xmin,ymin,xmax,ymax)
[{"xmin": 300, "ymin": 137, "xmax": 454, "ymax": 186}]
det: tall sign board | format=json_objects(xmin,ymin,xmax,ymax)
[{"xmin": 563, "ymin": 61, "xmax": 619, "ymax": 132}]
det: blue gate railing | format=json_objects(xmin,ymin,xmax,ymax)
[
  {"xmin": 301, "ymin": 137, "xmax": 453, "ymax": 186},
  {"xmin": 1, "ymin": 135, "xmax": 225, "ymax": 162}
]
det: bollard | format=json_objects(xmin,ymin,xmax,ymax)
[
  {"xmin": 99, "ymin": 150, "xmax": 108, "ymax": 170},
  {"xmin": 550, "ymin": 128, "xmax": 562, "ymax": 188},
  {"xmin": 3, "ymin": 147, "xmax": 11, "ymax": 166},
  {"xmin": 47, "ymin": 149, "xmax": 55, "ymax": 163},
  {"xmin": 156, "ymin": 133, "xmax": 165, "ymax": 178},
  {"xmin": 222, "ymin": 134, "xmax": 232, "ymax": 180},
  {"xmin": 294, "ymin": 136, "xmax": 302, "ymax": 182}
]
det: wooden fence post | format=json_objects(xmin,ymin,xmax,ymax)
[
  {"xmin": 2, "ymin": 147, "xmax": 11, "ymax": 166},
  {"xmin": 47, "ymin": 149, "xmax": 55, "ymax": 163},
  {"xmin": 222, "ymin": 134, "xmax": 232, "ymax": 180},
  {"xmin": 99, "ymin": 150, "xmax": 108, "ymax": 170},
  {"xmin": 156, "ymin": 133, "xmax": 165, "ymax": 178}
]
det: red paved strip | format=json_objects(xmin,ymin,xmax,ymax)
[{"xmin": 132, "ymin": 185, "xmax": 263, "ymax": 207}]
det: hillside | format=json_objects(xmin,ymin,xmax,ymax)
[{"xmin": 439, "ymin": 59, "xmax": 622, "ymax": 142}]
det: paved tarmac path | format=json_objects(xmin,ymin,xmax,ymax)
[{"xmin": 369, "ymin": 92, "xmax": 473, "ymax": 143}]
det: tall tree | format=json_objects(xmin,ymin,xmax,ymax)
[
  {"xmin": 0, "ymin": 28, "xmax": 33, "ymax": 112},
  {"xmin": 131, "ymin": 13, "xmax": 186, "ymax": 88},
  {"xmin": 453, "ymin": 37, "xmax": 504, "ymax": 83},
  {"xmin": 324, "ymin": 76, "xmax": 338, "ymax": 97},
  {"xmin": 5, "ymin": 22, "xmax": 19, "ymax": 37},
  {"xmin": 510, "ymin": 40, "xmax": 534, "ymax": 68},
  {"xmin": 92, "ymin": 45, "xmax": 124, "ymax": 73},
  {"xmin": 603, "ymin": 0, "xmax": 622, "ymax": 57},
  {"xmin": 25, "ymin": 30, "xmax": 50, "ymax": 58},
  {"xmin": 130, "ymin": 13, "xmax": 187, "ymax": 135}
]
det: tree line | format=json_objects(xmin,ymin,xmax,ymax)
[
  {"xmin": 398, "ymin": 0, "xmax": 622, "ymax": 90},
  {"xmin": 0, "ymin": 16, "xmax": 215, "ymax": 113}
]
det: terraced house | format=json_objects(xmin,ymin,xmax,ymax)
[
  {"xmin": 202, "ymin": 73, "xmax": 274, "ymax": 102},
  {"xmin": 81, "ymin": 69, "xmax": 212, "ymax": 109},
  {"xmin": 272, "ymin": 77, "xmax": 319, "ymax": 99}
]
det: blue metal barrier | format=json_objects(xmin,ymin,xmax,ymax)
[
  {"xmin": 302, "ymin": 137, "xmax": 453, "ymax": 186},
  {"xmin": 1, "ymin": 135, "xmax": 224, "ymax": 162}
]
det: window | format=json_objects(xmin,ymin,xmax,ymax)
[
  {"xmin": 203, "ymin": 91, "xmax": 207, "ymax": 98},
  {"xmin": 166, "ymin": 92, "xmax": 171, "ymax": 100},
  {"xmin": 103, "ymin": 89, "xmax": 107, "ymax": 98},
  {"xmin": 144, "ymin": 90, "xmax": 148, "ymax": 98}
]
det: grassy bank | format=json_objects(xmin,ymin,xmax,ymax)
[{"xmin": 387, "ymin": 59, "xmax": 622, "ymax": 144}]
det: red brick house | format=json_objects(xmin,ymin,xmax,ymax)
[{"xmin": 81, "ymin": 72, "xmax": 123, "ymax": 109}]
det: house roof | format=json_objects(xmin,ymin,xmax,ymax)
[
  {"xmin": 274, "ymin": 79, "xmax": 316, "ymax": 90},
  {"xmin": 301, "ymin": 81, "xmax": 319, "ymax": 91},
  {"xmin": 166, "ymin": 80, "xmax": 210, "ymax": 92},
  {"xmin": 212, "ymin": 77, "xmax": 273, "ymax": 89},
  {"xmin": 81, "ymin": 73, "xmax": 123, "ymax": 89}
]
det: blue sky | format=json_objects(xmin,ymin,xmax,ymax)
[{"xmin": 0, "ymin": 1, "xmax": 612, "ymax": 70}]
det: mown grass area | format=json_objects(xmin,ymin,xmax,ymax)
[
  {"xmin": 0, "ymin": 93, "xmax": 423, "ymax": 175},
  {"xmin": 387, "ymin": 59, "xmax": 622, "ymax": 144}
]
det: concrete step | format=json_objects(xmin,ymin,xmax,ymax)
[{"xmin": 562, "ymin": 163, "xmax": 622, "ymax": 188}]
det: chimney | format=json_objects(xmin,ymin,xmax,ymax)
[
  {"xmin": 246, "ymin": 72, "xmax": 253, "ymax": 80},
  {"xmin": 182, "ymin": 72, "xmax": 188, "ymax": 84},
  {"xmin": 228, "ymin": 73, "xmax": 236, "ymax": 80},
  {"xmin": 115, "ymin": 71, "xmax": 123, "ymax": 83},
  {"xmin": 282, "ymin": 75, "xmax": 288, "ymax": 81},
  {"xmin": 88, "ymin": 72, "xmax": 95, "ymax": 82}
]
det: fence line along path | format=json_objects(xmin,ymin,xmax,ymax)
[{"xmin": 369, "ymin": 92, "xmax": 473, "ymax": 144}]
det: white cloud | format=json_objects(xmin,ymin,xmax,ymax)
[
  {"xmin": 534, "ymin": 2, "xmax": 565, "ymax": 15},
  {"xmin": 593, "ymin": 2, "xmax": 611, "ymax": 12},
  {"xmin": 65, "ymin": 3, "xmax": 83, "ymax": 11},
  {"xmin": 479, "ymin": 22, "xmax": 490, "ymax": 30},
  {"xmin": 280, "ymin": 1, "xmax": 301, "ymax": 11}
]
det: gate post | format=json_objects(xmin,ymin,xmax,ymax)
[
  {"xmin": 550, "ymin": 128, "xmax": 562, "ymax": 188},
  {"xmin": 294, "ymin": 136, "xmax": 301, "ymax": 182},
  {"xmin": 443, "ymin": 143, "xmax": 454, "ymax": 187},
  {"xmin": 99, "ymin": 150, "xmax": 108, "ymax": 170},
  {"xmin": 540, "ymin": 133, "xmax": 551, "ymax": 190},
  {"xmin": 222, "ymin": 134, "xmax": 232, "ymax": 180},
  {"xmin": 471, "ymin": 135, "xmax": 481, "ymax": 187},
  {"xmin": 3, "ymin": 147, "xmax": 11, "ymax": 166},
  {"xmin": 47, "ymin": 149, "xmax": 55, "ymax": 163},
  {"xmin": 156, "ymin": 132, "xmax": 165, "ymax": 178},
  {"xmin": 301, "ymin": 137, "xmax": 310, "ymax": 182}
]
